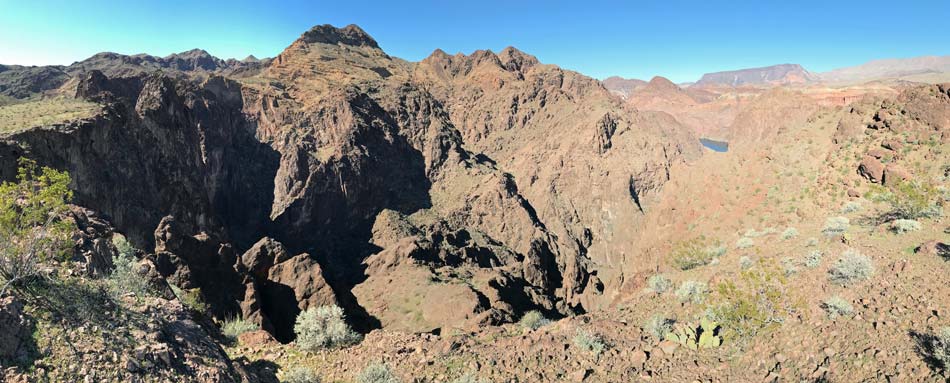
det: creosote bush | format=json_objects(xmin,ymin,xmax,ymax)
[
  {"xmin": 283, "ymin": 367, "xmax": 322, "ymax": 383},
  {"xmin": 670, "ymin": 237, "xmax": 725, "ymax": 270},
  {"xmin": 573, "ymin": 329, "xmax": 606, "ymax": 357},
  {"xmin": 889, "ymin": 219, "xmax": 921, "ymax": 234},
  {"xmin": 357, "ymin": 362, "xmax": 400, "ymax": 383},
  {"xmin": 828, "ymin": 249, "xmax": 874, "ymax": 286},
  {"xmin": 707, "ymin": 259, "xmax": 798, "ymax": 342},
  {"xmin": 295, "ymin": 305, "xmax": 361, "ymax": 351},
  {"xmin": 738, "ymin": 256, "xmax": 753, "ymax": 270},
  {"xmin": 518, "ymin": 310, "xmax": 551, "ymax": 330},
  {"xmin": 821, "ymin": 296, "xmax": 854, "ymax": 319},
  {"xmin": 675, "ymin": 280, "xmax": 708, "ymax": 304},
  {"xmin": 886, "ymin": 181, "xmax": 941, "ymax": 221},
  {"xmin": 0, "ymin": 158, "xmax": 73, "ymax": 296},
  {"xmin": 647, "ymin": 274, "xmax": 672, "ymax": 294}
]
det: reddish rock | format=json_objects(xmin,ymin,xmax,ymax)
[
  {"xmin": 267, "ymin": 253, "xmax": 338, "ymax": 310},
  {"xmin": 883, "ymin": 164, "xmax": 911, "ymax": 185},
  {"xmin": 857, "ymin": 156, "xmax": 884, "ymax": 183},
  {"xmin": 881, "ymin": 139, "xmax": 904, "ymax": 151},
  {"xmin": 237, "ymin": 330, "xmax": 277, "ymax": 347},
  {"xmin": 866, "ymin": 148, "xmax": 887, "ymax": 159},
  {"xmin": 916, "ymin": 241, "xmax": 949, "ymax": 259},
  {"xmin": 847, "ymin": 189, "xmax": 861, "ymax": 198}
]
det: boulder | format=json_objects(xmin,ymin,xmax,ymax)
[
  {"xmin": 857, "ymin": 156, "xmax": 884, "ymax": 183},
  {"xmin": 267, "ymin": 253, "xmax": 338, "ymax": 310},
  {"xmin": 916, "ymin": 241, "xmax": 949, "ymax": 260},
  {"xmin": 881, "ymin": 139, "xmax": 904, "ymax": 151},
  {"xmin": 883, "ymin": 164, "xmax": 911, "ymax": 186},
  {"xmin": 239, "ymin": 237, "xmax": 291, "ymax": 280}
]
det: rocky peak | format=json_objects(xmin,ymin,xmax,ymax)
[
  {"xmin": 498, "ymin": 46, "xmax": 539, "ymax": 72},
  {"xmin": 297, "ymin": 24, "xmax": 380, "ymax": 49},
  {"xmin": 645, "ymin": 76, "xmax": 681, "ymax": 91}
]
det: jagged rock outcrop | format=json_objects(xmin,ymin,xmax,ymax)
[{"xmin": 0, "ymin": 24, "xmax": 700, "ymax": 338}]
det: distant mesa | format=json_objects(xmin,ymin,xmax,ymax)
[{"xmin": 694, "ymin": 63, "xmax": 817, "ymax": 87}]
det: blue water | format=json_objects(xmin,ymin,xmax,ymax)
[{"xmin": 699, "ymin": 138, "xmax": 729, "ymax": 152}]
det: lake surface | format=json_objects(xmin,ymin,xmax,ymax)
[{"xmin": 699, "ymin": 138, "xmax": 729, "ymax": 152}]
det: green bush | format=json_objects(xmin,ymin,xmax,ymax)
[
  {"xmin": 707, "ymin": 259, "xmax": 797, "ymax": 341},
  {"xmin": 828, "ymin": 249, "xmax": 874, "ymax": 286},
  {"xmin": 294, "ymin": 305, "xmax": 361, "ymax": 351},
  {"xmin": 283, "ymin": 367, "xmax": 321, "ymax": 383},
  {"xmin": 573, "ymin": 329, "xmax": 606, "ymax": 357},
  {"xmin": 518, "ymin": 310, "xmax": 551, "ymax": 330},
  {"xmin": 171, "ymin": 284, "xmax": 209, "ymax": 314},
  {"xmin": 670, "ymin": 237, "xmax": 724, "ymax": 270},
  {"xmin": 644, "ymin": 314, "xmax": 675, "ymax": 341},
  {"xmin": 675, "ymin": 281, "xmax": 708, "ymax": 304},
  {"xmin": 886, "ymin": 181, "xmax": 940, "ymax": 220},
  {"xmin": 107, "ymin": 238, "xmax": 152, "ymax": 301},
  {"xmin": 357, "ymin": 362, "xmax": 399, "ymax": 383},
  {"xmin": 0, "ymin": 158, "xmax": 73, "ymax": 296},
  {"xmin": 821, "ymin": 296, "xmax": 853, "ymax": 319},
  {"xmin": 889, "ymin": 219, "xmax": 922, "ymax": 234},
  {"xmin": 781, "ymin": 257, "xmax": 798, "ymax": 277},
  {"xmin": 222, "ymin": 316, "xmax": 259, "ymax": 342},
  {"xmin": 647, "ymin": 274, "xmax": 672, "ymax": 294},
  {"xmin": 805, "ymin": 237, "xmax": 819, "ymax": 247}
]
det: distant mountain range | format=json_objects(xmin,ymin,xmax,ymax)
[{"xmin": 604, "ymin": 55, "xmax": 950, "ymax": 91}]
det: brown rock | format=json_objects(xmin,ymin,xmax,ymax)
[
  {"xmin": 237, "ymin": 330, "xmax": 277, "ymax": 347},
  {"xmin": 847, "ymin": 189, "xmax": 861, "ymax": 198},
  {"xmin": 881, "ymin": 139, "xmax": 904, "ymax": 151},
  {"xmin": 865, "ymin": 148, "xmax": 887, "ymax": 159},
  {"xmin": 883, "ymin": 164, "xmax": 911, "ymax": 185},
  {"xmin": 857, "ymin": 156, "xmax": 884, "ymax": 183},
  {"xmin": 658, "ymin": 340, "xmax": 679, "ymax": 356},
  {"xmin": 267, "ymin": 253, "xmax": 338, "ymax": 310}
]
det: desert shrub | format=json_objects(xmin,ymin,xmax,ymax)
[
  {"xmin": 675, "ymin": 280, "xmax": 708, "ymax": 304},
  {"xmin": 739, "ymin": 256, "xmax": 753, "ymax": 270},
  {"xmin": 821, "ymin": 296, "xmax": 854, "ymax": 319},
  {"xmin": 781, "ymin": 227, "xmax": 799, "ymax": 240},
  {"xmin": 222, "ymin": 316, "xmax": 259, "ymax": 342},
  {"xmin": 822, "ymin": 217, "xmax": 850, "ymax": 237},
  {"xmin": 171, "ymin": 285, "xmax": 209, "ymax": 314},
  {"xmin": 670, "ymin": 237, "xmax": 724, "ymax": 270},
  {"xmin": 841, "ymin": 201, "xmax": 863, "ymax": 214},
  {"xmin": 889, "ymin": 219, "xmax": 922, "ymax": 234},
  {"xmin": 357, "ymin": 362, "xmax": 399, "ymax": 383},
  {"xmin": 805, "ymin": 237, "xmax": 819, "ymax": 247},
  {"xmin": 921, "ymin": 327, "xmax": 950, "ymax": 371},
  {"xmin": 283, "ymin": 367, "xmax": 321, "ymax": 383},
  {"xmin": 295, "ymin": 305, "xmax": 361, "ymax": 351},
  {"xmin": 644, "ymin": 314, "xmax": 675, "ymax": 341},
  {"xmin": 647, "ymin": 274, "xmax": 672, "ymax": 294},
  {"xmin": 573, "ymin": 329, "xmax": 606, "ymax": 357},
  {"xmin": 518, "ymin": 310, "xmax": 551, "ymax": 330},
  {"xmin": 781, "ymin": 257, "xmax": 798, "ymax": 277},
  {"xmin": 106, "ymin": 242, "xmax": 152, "ymax": 301},
  {"xmin": 736, "ymin": 237, "xmax": 754, "ymax": 249},
  {"xmin": 804, "ymin": 250, "xmax": 823, "ymax": 268},
  {"xmin": 886, "ymin": 181, "xmax": 941, "ymax": 220},
  {"xmin": 828, "ymin": 249, "xmax": 874, "ymax": 286},
  {"xmin": 707, "ymin": 259, "xmax": 797, "ymax": 341},
  {"xmin": 0, "ymin": 158, "xmax": 73, "ymax": 296}
]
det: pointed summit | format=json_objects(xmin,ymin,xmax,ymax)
[{"xmin": 298, "ymin": 24, "xmax": 379, "ymax": 49}]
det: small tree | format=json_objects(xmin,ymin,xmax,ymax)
[{"xmin": 0, "ymin": 158, "xmax": 73, "ymax": 296}]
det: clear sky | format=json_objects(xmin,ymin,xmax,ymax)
[{"xmin": 1, "ymin": 0, "xmax": 948, "ymax": 83}]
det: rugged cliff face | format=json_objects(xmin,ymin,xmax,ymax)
[{"xmin": 0, "ymin": 24, "xmax": 699, "ymax": 340}]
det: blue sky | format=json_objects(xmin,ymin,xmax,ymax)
[{"xmin": 1, "ymin": 0, "xmax": 947, "ymax": 83}]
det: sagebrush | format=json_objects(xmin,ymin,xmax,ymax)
[{"xmin": 295, "ymin": 305, "xmax": 361, "ymax": 351}]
